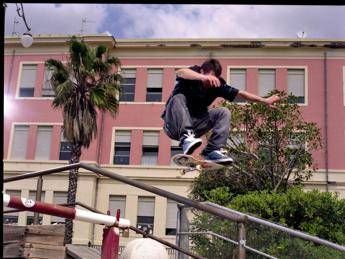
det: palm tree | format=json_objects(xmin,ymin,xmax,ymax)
[{"xmin": 45, "ymin": 36, "xmax": 121, "ymax": 244}]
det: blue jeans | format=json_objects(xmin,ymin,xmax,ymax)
[{"xmin": 162, "ymin": 94, "xmax": 231, "ymax": 154}]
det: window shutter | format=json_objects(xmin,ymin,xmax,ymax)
[
  {"xmin": 138, "ymin": 197, "xmax": 155, "ymax": 216},
  {"xmin": 20, "ymin": 64, "xmax": 37, "ymax": 88},
  {"xmin": 288, "ymin": 69, "xmax": 305, "ymax": 97},
  {"xmin": 11, "ymin": 125, "xmax": 29, "ymax": 159},
  {"xmin": 147, "ymin": 69, "xmax": 163, "ymax": 88},
  {"xmin": 259, "ymin": 69, "xmax": 275, "ymax": 96},
  {"xmin": 109, "ymin": 195, "xmax": 126, "ymax": 217},
  {"xmin": 143, "ymin": 131, "xmax": 159, "ymax": 146},
  {"xmin": 115, "ymin": 130, "xmax": 131, "ymax": 143},
  {"xmin": 52, "ymin": 192, "xmax": 67, "ymax": 223},
  {"xmin": 230, "ymin": 69, "xmax": 246, "ymax": 90},
  {"xmin": 35, "ymin": 126, "xmax": 53, "ymax": 160},
  {"xmin": 121, "ymin": 69, "xmax": 136, "ymax": 78},
  {"xmin": 166, "ymin": 200, "xmax": 178, "ymax": 229}
]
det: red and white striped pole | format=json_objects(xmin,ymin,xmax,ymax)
[{"xmin": 3, "ymin": 194, "xmax": 130, "ymax": 228}]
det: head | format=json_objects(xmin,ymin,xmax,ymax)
[{"xmin": 200, "ymin": 59, "xmax": 222, "ymax": 77}]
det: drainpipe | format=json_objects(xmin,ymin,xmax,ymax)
[
  {"xmin": 323, "ymin": 51, "xmax": 329, "ymax": 192},
  {"xmin": 92, "ymin": 111, "xmax": 104, "ymax": 244}
]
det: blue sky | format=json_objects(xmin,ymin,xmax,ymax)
[{"xmin": 4, "ymin": 4, "xmax": 345, "ymax": 39}]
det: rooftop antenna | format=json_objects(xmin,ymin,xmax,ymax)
[
  {"xmin": 12, "ymin": 17, "xmax": 19, "ymax": 36},
  {"xmin": 80, "ymin": 18, "xmax": 95, "ymax": 34}
]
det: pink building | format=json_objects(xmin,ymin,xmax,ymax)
[{"xmin": 3, "ymin": 35, "xmax": 345, "ymax": 244}]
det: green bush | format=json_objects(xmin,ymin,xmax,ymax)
[{"xmin": 191, "ymin": 187, "xmax": 345, "ymax": 258}]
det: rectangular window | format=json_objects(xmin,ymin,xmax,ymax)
[
  {"xmin": 288, "ymin": 69, "xmax": 305, "ymax": 104},
  {"xmin": 109, "ymin": 195, "xmax": 126, "ymax": 217},
  {"xmin": 19, "ymin": 64, "xmax": 37, "ymax": 97},
  {"xmin": 120, "ymin": 69, "xmax": 136, "ymax": 101},
  {"xmin": 51, "ymin": 192, "xmax": 67, "ymax": 224},
  {"xmin": 4, "ymin": 190, "xmax": 21, "ymax": 224},
  {"xmin": 42, "ymin": 66, "xmax": 55, "ymax": 97},
  {"xmin": 170, "ymin": 139, "xmax": 182, "ymax": 165},
  {"xmin": 11, "ymin": 125, "xmax": 29, "ymax": 159},
  {"xmin": 141, "ymin": 131, "xmax": 159, "ymax": 165},
  {"xmin": 113, "ymin": 130, "xmax": 131, "ymax": 165},
  {"xmin": 146, "ymin": 69, "xmax": 163, "ymax": 102},
  {"xmin": 229, "ymin": 68, "xmax": 246, "ymax": 102},
  {"xmin": 59, "ymin": 131, "xmax": 72, "ymax": 160},
  {"xmin": 165, "ymin": 200, "xmax": 178, "ymax": 235},
  {"xmin": 26, "ymin": 191, "xmax": 45, "ymax": 225},
  {"xmin": 35, "ymin": 126, "xmax": 53, "ymax": 160},
  {"xmin": 258, "ymin": 69, "xmax": 276, "ymax": 97},
  {"xmin": 137, "ymin": 197, "xmax": 155, "ymax": 234}
]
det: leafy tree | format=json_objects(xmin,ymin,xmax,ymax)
[
  {"xmin": 45, "ymin": 36, "xmax": 121, "ymax": 244},
  {"xmin": 191, "ymin": 91, "xmax": 322, "ymax": 201}
]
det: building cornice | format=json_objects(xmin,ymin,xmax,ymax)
[{"xmin": 4, "ymin": 34, "xmax": 345, "ymax": 50}]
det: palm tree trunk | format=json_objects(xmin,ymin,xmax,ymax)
[{"xmin": 64, "ymin": 142, "xmax": 81, "ymax": 245}]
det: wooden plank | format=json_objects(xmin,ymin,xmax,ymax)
[
  {"xmin": 24, "ymin": 243, "xmax": 65, "ymax": 251},
  {"xmin": 3, "ymin": 225, "xmax": 26, "ymax": 242},
  {"xmin": 66, "ymin": 244, "xmax": 101, "ymax": 259},
  {"xmin": 26, "ymin": 225, "xmax": 65, "ymax": 235},
  {"xmin": 3, "ymin": 242, "xmax": 25, "ymax": 258},
  {"xmin": 23, "ymin": 247, "xmax": 65, "ymax": 259},
  {"xmin": 25, "ymin": 234, "xmax": 65, "ymax": 246}
]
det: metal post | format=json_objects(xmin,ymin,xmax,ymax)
[
  {"xmin": 238, "ymin": 223, "xmax": 246, "ymax": 259},
  {"xmin": 177, "ymin": 205, "xmax": 189, "ymax": 259},
  {"xmin": 33, "ymin": 176, "xmax": 43, "ymax": 225},
  {"xmin": 101, "ymin": 209, "xmax": 120, "ymax": 259}
]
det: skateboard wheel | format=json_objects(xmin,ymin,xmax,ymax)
[{"xmin": 196, "ymin": 165, "xmax": 202, "ymax": 170}]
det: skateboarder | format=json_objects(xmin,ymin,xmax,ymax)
[{"xmin": 161, "ymin": 58, "xmax": 280, "ymax": 164}]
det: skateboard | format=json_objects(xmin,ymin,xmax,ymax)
[{"xmin": 172, "ymin": 154, "xmax": 226, "ymax": 174}]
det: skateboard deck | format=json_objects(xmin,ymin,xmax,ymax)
[{"xmin": 172, "ymin": 154, "xmax": 225, "ymax": 174}]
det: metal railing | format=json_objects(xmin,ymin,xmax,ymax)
[{"xmin": 4, "ymin": 162, "xmax": 345, "ymax": 259}]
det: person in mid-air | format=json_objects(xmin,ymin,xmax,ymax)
[{"xmin": 161, "ymin": 58, "xmax": 280, "ymax": 164}]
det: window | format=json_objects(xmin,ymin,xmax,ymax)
[
  {"xmin": 229, "ymin": 68, "xmax": 246, "ymax": 102},
  {"xmin": 113, "ymin": 130, "xmax": 131, "ymax": 165},
  {"xmin": 109, "ymin": 195, "xmax": 126, "ymax": 217},
  {"xmin": 35, "ymin": 126, "xmax": 53, "ymax": 160},
  {"xmin": 259, "ymin": 69, "xmax": 276, "ymax": 97},
  {"xmin": 4, "ymin": 190, "xmax": 21, "ymax": 224},
  {"xmin": 141, "ymin": 131, "xmax": 159, "ymax": 165},
  {"xmin": 11, "ymin": 125, "xmax": 29, "ymax": 159},
  {"xmin": 137, "ymin": 197, "xmax": 155, "ymax": 234},
  {"xmin": 59, "ymin": 131, "xmax": 72, "ymax": 160},
  {"xmin": 19, "ymin": 64, "xmax": 37, "ymax": 97},
  {"xmin": 51, "ymin": 192, "xmax": 67, "ymax": 224},
  {"xmin": 42, "ymin": 66, "xmax": 55, "ymax": 97},
  {"xmin": 120, "ymin": 69, "xmax": 136, "ymax": 101},
  {"xmin": 26, "ymin": 191, "xmax": 45, "ymax": 225},
  {"xmin": 288, "ymin": 69, "xmax": 305, "ymax": 104},
  {"xmin": 146, "ymin": 69, "xmax": 163, "ymax": 102},
  {"xmin": 165, "ymin": 200, "xmax": 178, "ymax": 235},
  {"xmin": 170, "ymin": 139, "xmax": 182, "ymax": 165}
]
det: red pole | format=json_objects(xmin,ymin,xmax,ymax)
[
  {"xmin": 5, "ymin": 195, "xmax": 76, "ymax": 219},
  {"xmin": 101, "ymin": 209, "xmax": 121, "ymax": 259}
]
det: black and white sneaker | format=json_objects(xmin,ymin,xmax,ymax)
[{"xmin": 181, "ymin": 130, "xmax": 202, "ymax": 155}]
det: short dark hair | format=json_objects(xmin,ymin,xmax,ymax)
[{"xmin": 201, "ymin": 59, "xmax": 222, "ymax": 77}]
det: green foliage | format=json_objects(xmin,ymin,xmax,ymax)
[
  {"xmin": 191, "ymin": 90, "xmax": 322, "ymax": 202},
  {"xmin": 191, "ymin": 187, "xmax": 345, "ymax": 258},
  {"xmin": 45, "ymin": 35, "xmax": 122, "ymax": 148}
]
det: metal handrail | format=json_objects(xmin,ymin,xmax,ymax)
[{"xmin": 4, "ymin": 162, "xmax": 345, "ymax": 255}]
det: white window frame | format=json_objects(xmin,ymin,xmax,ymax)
[{"xmin": 226, "ymin": 65, "xmax": 308, "ymax": 106}]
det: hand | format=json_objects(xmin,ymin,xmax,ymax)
[
  {"xmin": 264, "ymin": 95, "xmax": 280, "ymax": 108},
  {"xmin": 201, "ymin": 74, "xmax": 221, "ymax": 87}
]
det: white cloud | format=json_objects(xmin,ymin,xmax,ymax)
[
  {"xmin": 109, "ymin": 4, "xmax": 345, "ymax": 38},
  {"xmin": 5, "ymin": 4, "xmax": 345, "ymax": 39}
]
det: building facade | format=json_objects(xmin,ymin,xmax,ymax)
[{"xmin": 3, "ymin": 35, "xmax": 345, "ymax": 246}]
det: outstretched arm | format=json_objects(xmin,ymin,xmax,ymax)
[
  {"xmin": 238, "ymin": 90, "xmax": 280, "ymax": 107},
  {"xmin": 176, "ymin": 68, "xmax": 221, "ymax": 87}
]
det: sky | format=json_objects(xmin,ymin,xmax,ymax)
[{"xmin": 4, "ymin": 4, "xmax": 345, "ymax": 39}]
